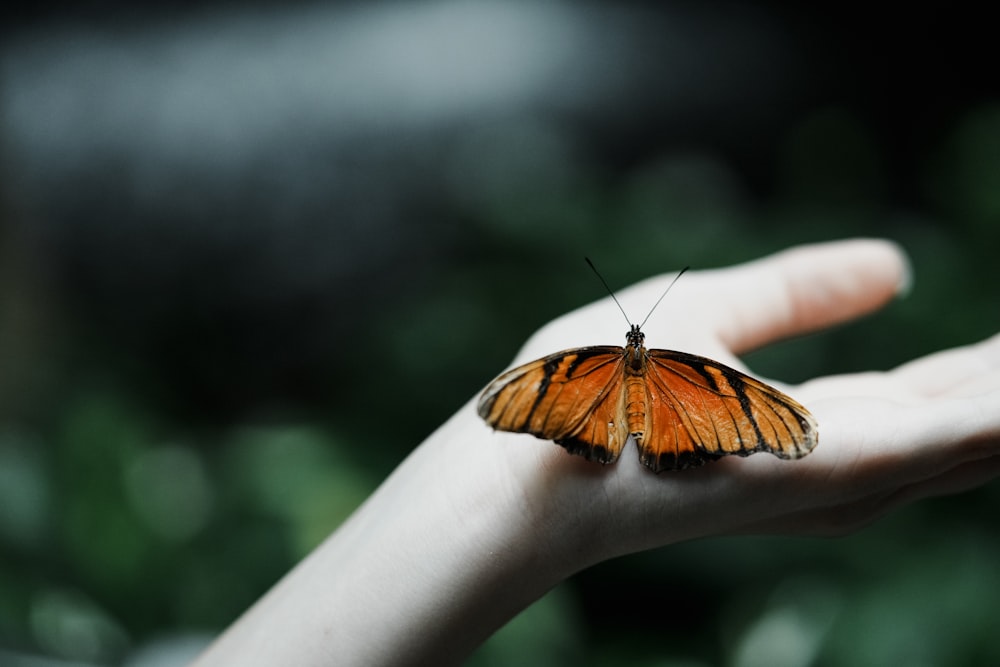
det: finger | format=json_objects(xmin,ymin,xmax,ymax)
[
  {"xmin": 890, "ymin": 332, "xmax": 1000, "ymax": 397},
  {"xmin": 716, "ymin": 389, "xmax": 1000, "ymax": 525},
  {"xmin": 739, "ymin": 454, "xmax": 1000, "ymax": 538},
  {"xmin": 517, "ymin": 238, "xmax": 907, "ymax": 363},
  {"xmin": 886, "ymin": 454, "xmax": 1000, "ymax": 507},
  {"xmin": 801, "ymin": 334, "xmax": 1000, "ymax": 403},
  {"xmin": 801, "ymin": 333, "xmax": 1000, "ymax": 406},
  {"xmin": 819, "ymin": 390, "xmax": 1000, "ymax": 482},
  {"xmin": 697, "ymin": 238, "xmax": 911, "ymax": 354}
]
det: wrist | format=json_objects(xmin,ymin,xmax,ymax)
[{"xmin": 334, "ymin": 398, "xmax": 593, "ymax": 663}]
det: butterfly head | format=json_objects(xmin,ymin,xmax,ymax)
[
  {"xmin": 625, "ymin": 324, "xmax": 646, "ymax": 370},
  {"xmin": 626, "ymin": 323, "xmax": 645, "ymax": 348}
]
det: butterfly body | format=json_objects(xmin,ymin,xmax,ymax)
[{"xmin": 478, "ymin": 324, "xmax": 818, "ymax": 473}]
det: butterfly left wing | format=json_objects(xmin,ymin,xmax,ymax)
[
  {"xmin": 641, "ymin": 350, "xmax": 818, "ymax": 472},
  {"xmin": 477, "ymin": 347, "xmax": 630, "ymax": 464}
]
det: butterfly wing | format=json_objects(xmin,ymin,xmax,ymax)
[
  {"xmin": 477, "ymin": 347, "xmax": 630, "ymax": 464},
  {"xmin": 641, "ymin": 349, "xmax": 818, "ymax": 472}
]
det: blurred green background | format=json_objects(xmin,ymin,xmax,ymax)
[{"xmin": 1, "ymin": 2, "xmax": 998, "ymax": 666}]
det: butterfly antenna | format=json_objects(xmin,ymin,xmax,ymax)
[
  {"xmin": 585, "ymin": 257, "xmax": 632, "ymax": 326},
  {"xmin": 639, "ymin": 266, "xmax": 689, "ymax": 329}
]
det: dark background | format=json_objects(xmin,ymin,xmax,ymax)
[{"xmin": 1, "ymin": 2, "xmax": 998, "ymax": 666}]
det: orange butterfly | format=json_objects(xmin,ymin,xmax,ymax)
[{"xmin": 477, "ymin": 267, "xmax": 818, "ymax": 473}]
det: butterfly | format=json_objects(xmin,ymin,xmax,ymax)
[{"xmin": 477, "ymin": 265, "xmax": 818, "ymax": 473}]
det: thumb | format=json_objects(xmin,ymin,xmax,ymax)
[{"xmin": 701, "ymin": 238, "xmax": 911, "ymax": 354}]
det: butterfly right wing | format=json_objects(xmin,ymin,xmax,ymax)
[
  {"xmin": 641, "ymin": 349, "xmax": 819, "ymax": 472},
  {"xmin": 477, "ymin": 346, "xmax": 630, "ymax": 464}
]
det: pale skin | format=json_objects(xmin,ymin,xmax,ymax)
[{"xmin": 192, "ymin": 238, "xmax": 1000, "ymax": 666}]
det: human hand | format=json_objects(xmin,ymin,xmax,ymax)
[
  {"xmin": 192, "ymin": 238, "xmax": 1000, "ymax": 667},
  {"xmin": 482, "ymin": 238, "xmax": 1000, "ymax": 569}
]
